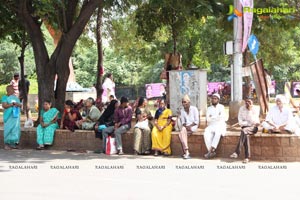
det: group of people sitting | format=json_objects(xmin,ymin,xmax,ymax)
[{"xmin": 2, "ymin": 83, "xmax": 300, "ymax": 163}]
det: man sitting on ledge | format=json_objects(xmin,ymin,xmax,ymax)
[
  {"xmin": 178, "ymin": 95, "xmax": 199, "ymax": 159},
  {"xmin": 262, "ymin": 95, "xmax": 295, "ymax": 134},
  {"xmin": 230, "ymin": 98, "xmax": 260, "ymax": 163},
  {"xmin": 204, "ymin": 93, "xmax": 226, "ymax": 159},
  {"xmin": 102, "ymin": 97, "xmax": 132, "ymax": 155}
]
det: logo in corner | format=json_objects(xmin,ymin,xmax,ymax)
[{"xmin": 227, "ymin": 5, "xmax": 243, "ymax": 21}]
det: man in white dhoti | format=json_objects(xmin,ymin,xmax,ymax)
[
  {"xmin": 178, "ymin": 95, "xmax": 199, "ymax": 159},
  {"xmin": 262, "ymin": 95, "xmax": 295, "ymax": 134},
  {"xmin": 204, "ymin": 93, "xmax": 226, "ymax": 159}
]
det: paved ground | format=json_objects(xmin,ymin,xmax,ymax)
[{"xmin": 0, "ymin": 149, "xmax": 300, "ymax": 200}]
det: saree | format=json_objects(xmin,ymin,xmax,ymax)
[
  {"xmin": 152, "ymin": 108, "xmax": 173, "ymax": 154},
  {"xmin": 2, "ymin": 95, "xmax": 21, "ymax": 145},
  {"xmin": 133, "ymin": 107, "xmax": 152, "ymax": 154},
  {"xmin": 82, "ymin": 105, "xmax": 101, "ymax": 130},
  {"xmin": 62, "ymin": 109, "xmax": 82, "ymax": 132},
  {"xmin": 37, "ymin": 108, "xmax": 59, "ymax": 145}
]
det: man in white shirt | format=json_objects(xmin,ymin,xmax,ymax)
[
  {"xmin": 178, "ymin": 95, "xmax": 199, "ymax": 159},
  {"xmin": 262, "ymin": 95, "xmax": 295, "ymax": 134},
  {"xmin": 230, "ymin": 98, "xmax": 260, "ymax": 163},
  {"xmin": 204, "ymin": 93, "xmax": 226, "ymax": 159}
]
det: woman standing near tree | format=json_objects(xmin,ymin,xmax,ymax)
[
  {"xmin": 36, "ymin": 100, "xmax": 59, "ymax": 150},
  {"xmin": 1, "ymin": 85, "xmax": 22, "ymax": 150}
]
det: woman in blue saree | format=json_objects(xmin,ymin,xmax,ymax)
[
  {"xmin": 36, "ymin": 100, "xmax": 59, "ymax": 150},
  {"xmin": 1, "ymin": 85, "xmax": 22, "ymax": 150}
]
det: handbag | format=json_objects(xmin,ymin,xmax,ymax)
[
  {"xmin": 106, "ymin": 136, "xmax": 117, "ymax": 155},
  {"xmin": 12, "ymin": 106, "xmax": 19, "ymax": 118}
]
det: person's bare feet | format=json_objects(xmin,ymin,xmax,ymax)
[{"xmin": 4, "ymin": 145, "xmax": 12, "ymax": 150}]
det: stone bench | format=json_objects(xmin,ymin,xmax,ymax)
[{"xmin": 0, "ymin": 127, "xmax": 300, "ymax": 162}]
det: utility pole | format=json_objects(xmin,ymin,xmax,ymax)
[{"xmin": 229, "ymin": 0, "xmax": 243, "ymax": 122}]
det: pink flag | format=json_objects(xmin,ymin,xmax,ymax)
[{"xmin": 241, "ymin": 0, "xmax": 254, "ymax": 52}]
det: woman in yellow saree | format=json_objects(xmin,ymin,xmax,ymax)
[{"xmin": 152, "ymin": 99, "xmax": 173, "ymax": 156}]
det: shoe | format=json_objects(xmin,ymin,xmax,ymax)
[
  {"xmin": 163, "ymin": 152, "xmax": 170, "ymax": 157},
  {"xmin": 93, "ymin": 149, "xmax": 102, "ymax": 154},
  {"xmin": 10, "ymin": 145, "xmax": 18, "ymax": 149},
  {"xmin": 154, "ymin": 151, "xmax": 159, "ymax": 156},
  {"xmin": 243, "ymin": 158, "xmax": 250, "ymax": 163},
  {"xmin": 144, "ymin": 150, "xmax": 151, "ymax": 155},
  {"xmin": 204, "ymin": 152, "xmax": 210, "ymax": 159},
  {"xmin": 183, "ymin": 154, "xmax": 191, "ymax": 159},
  {"xmin": 209, "ymin": 151, "xmax": 216, "ymax": 158},
  {"xmin": 205, "ymin": 151, "xmax": 216, "ymax": 159},
  {"xmin": 36, "ymin": 146, "xmax": 45, "ymax": 150},
  {"xmin": 4, "ymin": 145, "xmax": 12, "ymax": 150},
  {"xmin": 230, "ymin": 152, "xmax": 238, "ymax": 159},
  {"xmin": 118, "ymin": 150, "xmax": 124, "ymax": 155}
]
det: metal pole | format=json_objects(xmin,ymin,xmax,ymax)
[{"xmin": 233, "ymin": 0, "xmax": 243, "ymax": 101}]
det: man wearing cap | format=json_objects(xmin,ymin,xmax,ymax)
[
  {"xmin": 10, "ymin": 73, "xmax": 19, "ymax": 97},
  {"xmin": 102, "ymin": 96, "xmax": 132, "ymax": 155},
  {"xmin": 204, "ymin": 93, "xmax": 226, "ymax": 159},
  {"xmin": 262, "ymin": 95, "xmax": 295, "ymax": 134},
  {"xmin": 178, "ymin": 95, "xmax": 199, "ymax": 159}
]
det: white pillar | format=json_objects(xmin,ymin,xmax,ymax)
[
  {"xmin": 232, "ymin": 0, "xmax": 243, "ymax": 101},
  {"xmin": 229, "ymin": 0, "xmax": 243, "ymax": 122}
]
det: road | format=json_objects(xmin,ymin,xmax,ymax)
[{"xmin": 1, "ymin": 149, "xmax": 300, "ymax": 200}]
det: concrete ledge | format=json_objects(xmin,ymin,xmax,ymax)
[{"xmin": 1, "ymin": 127, "xmax": 300, "ymax": 162}]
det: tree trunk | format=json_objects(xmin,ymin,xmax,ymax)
[
  {"xmin": 17, "ymin": 0, "xmax": 101, "ymax": 115},
  {"xmin": 96, "ymin": 2, "xmax": 104, "ymax": 100}
]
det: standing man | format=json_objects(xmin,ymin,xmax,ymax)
[
  {"xmin": 230, "ymin": 98, "xmax": 260, "ymax": 163},
  {"xmin": 102, "ymin": 96, "xmax": 132, "ymax": 155},
  {"xmin": 10, "ymin": 73, "xmax": 20, "ymax": 97},
  {"xmin": 178, "ymin": 95, "xmax": 199, "ymax": 159},
  {"xmin": 19, "ymin": 75, "xmax": 30, "ymax": 114},
  {"xmin": 204, "ymin": 93, "xmax": 226, "ymax": 159}
]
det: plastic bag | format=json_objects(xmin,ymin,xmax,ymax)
[{"xmin": 24, "ymin": 118, "xmax": 34, "ymax": 128}]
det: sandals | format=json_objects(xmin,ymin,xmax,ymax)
[
  {"xmin": 163, "ymin": 152, "xmax": 170, "ymax": 157},
  {"xmin": 230, "ymin": 152, "xmax": 238, "ymax": 159},
  {"xmin": 243, "ymin": 158, "xmax": 250, "ymax": 163},
  {"xmin": 4, "ymin": 145, "xmax": 12, "ymax": 150},
  {"xmin": 144, "ymin": 151, "xmax": 151, "ymax": 155},
  {"xmin": 36, "ymin": 146, "xmax": 45, "ymax": 150}
]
